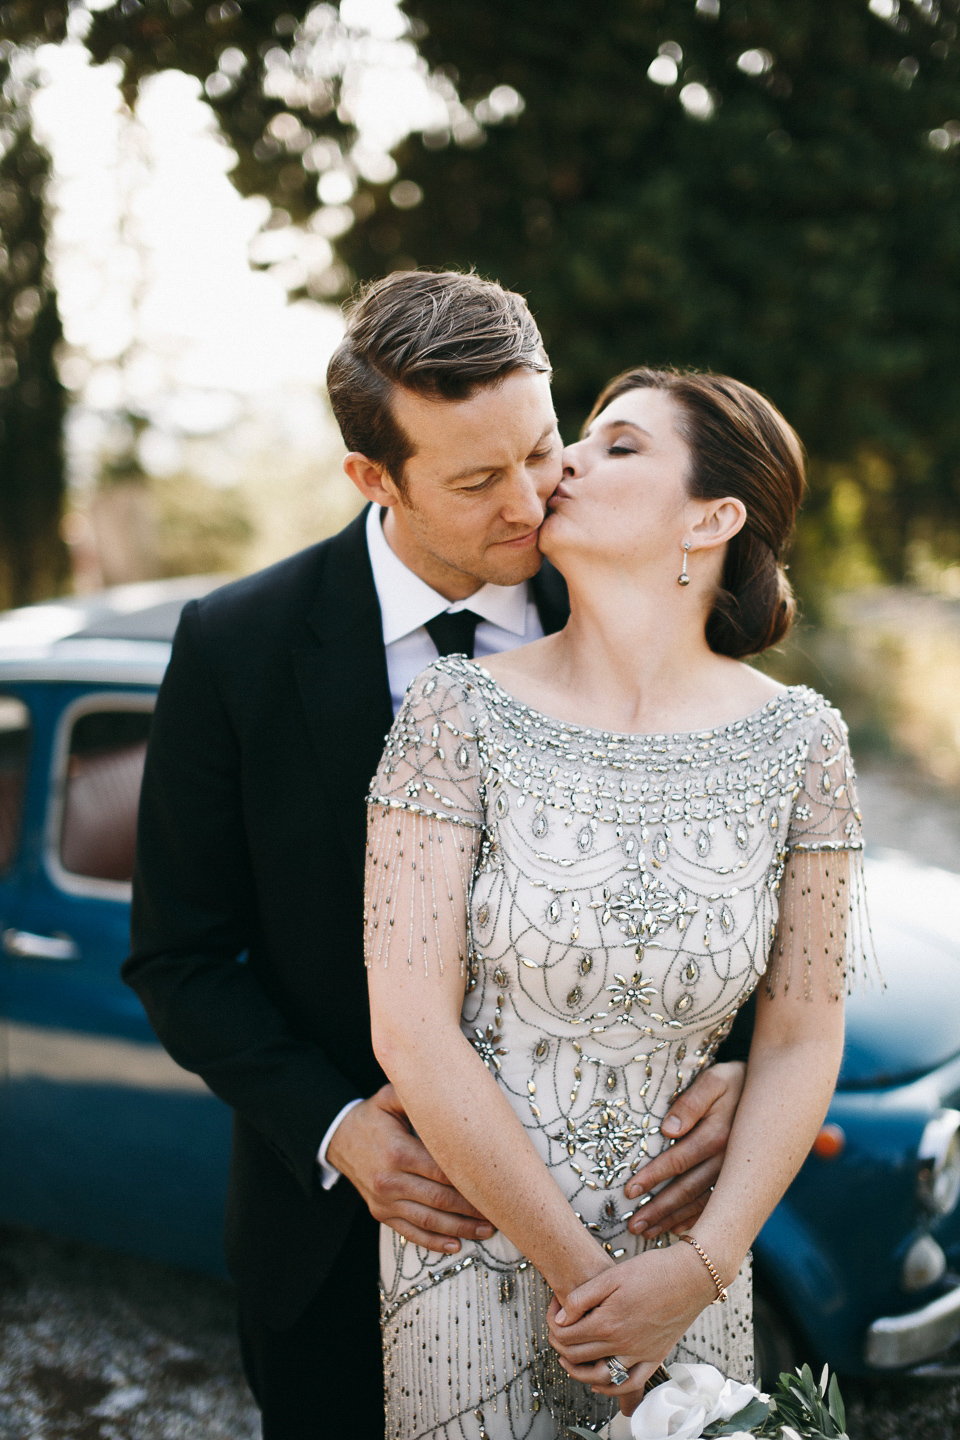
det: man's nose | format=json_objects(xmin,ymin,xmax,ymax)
[{"xmin": 500, "ymin": 468, "xmax": 550, "ymax": 528}]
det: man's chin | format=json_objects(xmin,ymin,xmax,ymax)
[{"xmin": 477, "ymin": 546, "xmax": 544, "ymax": 588}]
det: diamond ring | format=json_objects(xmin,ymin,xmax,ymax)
[{"xmin": 605, "ymin": 1357, "xmax": 630, "ymax": 1386}]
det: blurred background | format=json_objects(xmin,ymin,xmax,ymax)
[
  {"xmin": 1, "ymin": 0, "xmax": 960, "ymax": 800},
  {"xmin": 1, "ymin": 6, "xmax": 960, "ymax": 1435}
]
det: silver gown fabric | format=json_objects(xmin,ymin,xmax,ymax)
[{"xmin": 364, "ymin": 657, "xmax": 868, "ymax": 1440}]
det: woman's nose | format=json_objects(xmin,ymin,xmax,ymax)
[{"xmin": 561, "ymin": 441, "xmax": 583, "ymax": 478}]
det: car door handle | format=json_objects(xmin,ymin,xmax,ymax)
[{"xmin": 2, "ymin": 929, "xmax": 80, "ymax": 961}]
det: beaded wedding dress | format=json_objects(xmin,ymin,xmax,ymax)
[{"xmin": 364, "ymin": 657, "xmax": 869, "ymax": 1440}]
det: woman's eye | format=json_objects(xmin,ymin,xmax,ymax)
[{"xmin": 608, "ymin": 445, "xmax": 635, "ymax": 456}]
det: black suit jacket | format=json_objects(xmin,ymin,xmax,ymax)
[{"xmin": 125, "ymin": 507, "xmax": 752, "ymax": 1329}]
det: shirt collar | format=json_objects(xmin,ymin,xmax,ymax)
[{"xmin": 365, "ymin": 504, "xmax": 530, "ymax": 646}]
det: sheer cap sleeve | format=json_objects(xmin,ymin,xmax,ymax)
[
  {"xmin": 367, "ymin": 659, "xmax": 485, "ymax": 831},
  {"xmin": 786, "ymin": 705, "xmax": 863, "ymax": 855},
  {"xmin": 365, "ymin": 660, "xmax": 485, "ymax": 977},
  {"xmin": 768, "ymin": 701, "xmax": 876, "ymax": 1000}
]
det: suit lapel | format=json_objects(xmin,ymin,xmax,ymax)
[
  {"xmin": 531, "ymin": 559, "xmax": 570, "ymax": 636},
  {"xmin": 291, "ymin": 518, "xmax": 570, "ymax": 886},
  {"xmin": 292, "ymin": 509, "xmax": 393, "ymax": 888}
]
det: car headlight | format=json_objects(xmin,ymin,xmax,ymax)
[{"xmin": 917, "ymin": 1109, "xmax": 960, "ymax": 1217}]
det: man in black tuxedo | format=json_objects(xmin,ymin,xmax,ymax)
[{"xmin": 125, "ymin": 270, "xmax": 752, "ymax": 1439}]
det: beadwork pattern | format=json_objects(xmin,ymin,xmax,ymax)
[{"xmin": 365, "ymin": 658, "xmax": 868, "ymax": 1440}]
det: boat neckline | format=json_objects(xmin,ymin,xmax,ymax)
[{"xmin": 448, "ymin": 658, "xmax": 810, "ymax": 745}]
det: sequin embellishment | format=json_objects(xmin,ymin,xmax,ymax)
[{"xmin": 365, "ymin": 657, "xmax": 871, "ymax": 1440}]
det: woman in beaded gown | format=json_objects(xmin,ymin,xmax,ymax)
[{"xmin": 364, "ymin": 370, "xmax": 870, "ymax": 1440}]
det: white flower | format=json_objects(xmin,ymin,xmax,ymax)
[{"xmin": 629, "ymin": 1363, "xmax": 767, "ymax": 1439}]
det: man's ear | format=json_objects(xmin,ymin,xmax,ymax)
[
  {"xmin": 689, "ymin": 497, "xmax": 747, "ymax": 552},
  {"xmin": 343, "ymin": 453, "xmax": 401, "ymax": 508}
]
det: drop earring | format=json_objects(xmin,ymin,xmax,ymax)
[{"xmin": 678, "ymin": 541, "xmax": 691, "ymax": 586}]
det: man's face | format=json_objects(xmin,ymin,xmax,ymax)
[{"xmin": 381, "ymin": 369, "xmax": 562, "ymax": 598}]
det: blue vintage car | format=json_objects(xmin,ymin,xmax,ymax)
[{"xmin": 0, "ymin": 579, "xmax": 958, "ymax": 1384}]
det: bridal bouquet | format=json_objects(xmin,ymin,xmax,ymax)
[{"xmin": 569, "ymin": 1361, "xmax": 849, "ymax": 1440}]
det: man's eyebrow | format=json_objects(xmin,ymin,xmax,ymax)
[{"xmin": 443, "ymin": 422, "xmax": 559, "ymax": 484}]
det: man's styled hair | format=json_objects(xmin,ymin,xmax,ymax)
[{"xmin": 326, "ymin": 269, "xmax": 550, "ymax": 484}]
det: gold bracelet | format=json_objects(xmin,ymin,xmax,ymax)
[{"xmin": 678, "ymin": 1233, "xmax": 728, "ymax": 1304}]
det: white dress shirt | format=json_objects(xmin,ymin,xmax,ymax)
[{"xmin": 316, "ymin": 505, "xmax": 545, "ymax": 1187}]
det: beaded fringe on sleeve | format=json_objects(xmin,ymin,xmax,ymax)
[
  {"xmin": 767, "ymin": 705, "xmax": 878, "ymax": 1000},
  {"xmin": 364, "ymin": 802, "xmax": 481, "ymax": 976},
  {"xmin": 766, "ymin": 848, "xmax": 875, "ymax": 1001},
  {"xmin": 364, "ymin": 661, "xmax": 485, "ymax": 977}
]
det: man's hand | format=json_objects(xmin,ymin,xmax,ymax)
[
  {"xmin": 624, "ymin": 1062, "xmax": 746, "ymax": 1239},
  {"xmin": 326, "ymin": 1083, "xmax": 495, "ymax": 1254}
]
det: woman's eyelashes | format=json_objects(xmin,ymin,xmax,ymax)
[{"xmin": 607, "ymin": 444, "xmax": 637, "ymax": 457}]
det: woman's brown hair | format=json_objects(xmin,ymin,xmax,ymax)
[{"xmin": 583, "ymin": 368, "xmax": 806, "ymax": 659}]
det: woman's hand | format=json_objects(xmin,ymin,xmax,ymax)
[{"xmin": 547, "ymin": 1243, "xmax": 723, "ymax": 1415}]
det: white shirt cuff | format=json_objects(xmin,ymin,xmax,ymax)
[{"xmin": 316, "ymin": 1097, "xmax": 364, "ymax": 1190}]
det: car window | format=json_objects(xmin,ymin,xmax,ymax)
[
  {"xmin": 59, "ymin": 707, "xmax": 153, "ymax": 884},
  {"xmin": 0, "ymin": 694, "xmax": 30, "ymax": 873}
]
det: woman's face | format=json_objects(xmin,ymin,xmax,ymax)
[{"xmin": 541, "ymin": 386, "xmax": 695, "ymax": 578}]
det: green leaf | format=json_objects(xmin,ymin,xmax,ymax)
[
  {"xmin": 703, "ymin": 1396, "xmax": 773, "ymax": 1435},
  {"xmin": 827, "ymin": 1372, "xmax": 846, "ymax": 1433}
]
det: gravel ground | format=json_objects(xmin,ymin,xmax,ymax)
[
  {"xmin": 2, "ymin": 1220, "xmax": 960, "ymax": 1440},
  {"xmin": 0, "ymin": 1226, "xmax": 258, "ymax": 1440},
  {"xmin": 1, "ymin": 767, "xmax": 959, "ymax": 1440}
]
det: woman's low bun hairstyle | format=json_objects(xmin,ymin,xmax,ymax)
[{"xmin": 583, "ymin": 368, "xmax": 806, "ymax": 659}]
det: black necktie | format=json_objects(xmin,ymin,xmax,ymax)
[{"xmin": 424, "ymin": 609, "xmax": 481, "ymax": 659}]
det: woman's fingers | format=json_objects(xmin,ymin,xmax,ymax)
[
  {"xmin": 548, "ymin": 1335, "xmax": 616, "ymax": 1364},
  {"xmin": 553, "ymin": 1265, "xmax": 620, "ymax": 1325},
  {"xmin": 556, "ymin": 1354, "xmax": 658, "ymax": 1400},
  {"xmin": 548, "ymin": 1304, "xmax": 619, "ymax": 1349},
  {"xmin": 557, "ymin": 1355, "xmax": 634, "ymax": 1385}
]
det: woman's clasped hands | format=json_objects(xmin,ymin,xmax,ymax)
[{"xmin": 547, "ymin": 1242, "xmax": 725, "ymax": 1415}]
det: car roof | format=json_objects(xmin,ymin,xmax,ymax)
[{"xmin": 0, "ymin": 575, "xmax": 224, "ymax": 685}]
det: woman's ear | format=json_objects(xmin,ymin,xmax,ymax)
[
  {"xmin": 343, "ymin": 452, "xmax": 401, "ymax": 507},
  {"xmin": 688, "ymin": 497, "xmax": 747, "ymax": 552}
]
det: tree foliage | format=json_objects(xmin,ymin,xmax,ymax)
[
  {"xmin": 344, "ymin": 0, "xmax": 960, "ymax": 589},
  {"xmin": 5, "ymin": 0, "xmax": 960, "ymax": 598},
  {"xmin": 0, "ymin": 41, "xmax": 68, "ymax": 607}
]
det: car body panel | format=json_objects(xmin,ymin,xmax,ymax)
[
  {"xmin": 1, "ymin": 579, "xmax": 960, "ymax": 1369},
  {"xmin": 756, "ymin": 911, "xmax": 960, "ymax": 1376},
  {"xmin": 0, "ymin": 582, "xmax": 230, "ymax": 1274}
]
